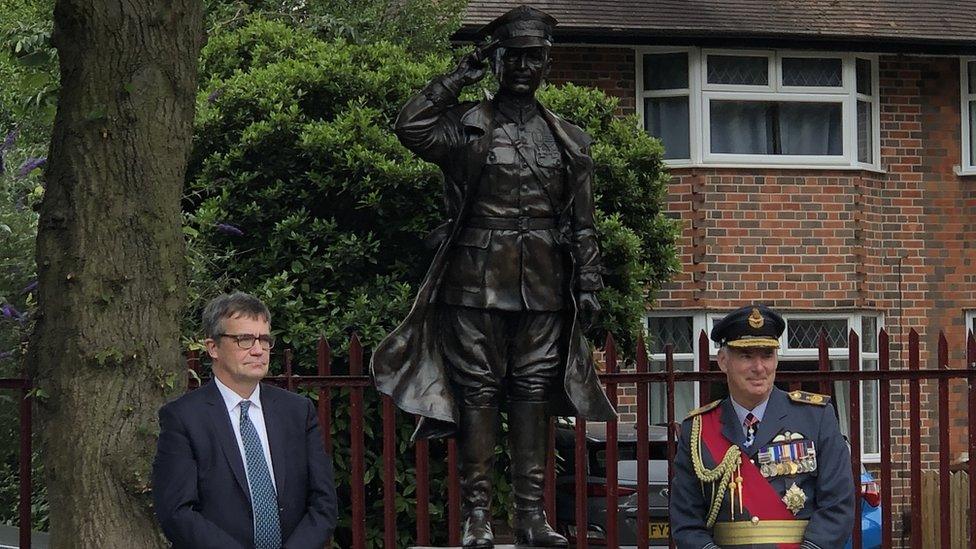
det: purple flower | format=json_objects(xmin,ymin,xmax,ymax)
[
  {"xmin": 1, "ymin": 130, "xmax": 17, "ymax": 153},
  {"xmin": 17, "ymin": 157, "xmax": 46, "ymax": 178},
  {"xmin": 207, "ymin": 88, "xmax": 223, "ymax": 103},
  {"xmin": 1, "ymin": 303, "xmax": 22, "ymax": 320},
  {"xmin": 0, "ymin": 350, "xmax": 14, "ymax": 360},
  {"xmin": 215, "ymin": 223, "xmax": 244, "ymax": 237},
  {"xmin": 21, "ymin": 280, "xmax": 38, "ymax": 294}
]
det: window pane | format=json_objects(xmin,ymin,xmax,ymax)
[
  {"xmin": 857, "ymin": 100, "xmax": 873, "ymax": 163},
  {"xmin": 788, "ymin": 318, "xmax": 848, "ymax": 348},
  {"xmin": 648, "ymin": 316, "xmax": 693, "ymax": 354},
  {"xmin": 710, "ymin": 101, "xmax": 842, "ymax": 155},
  {"xmin": 644, "ymin": 52, "xmax": 688, "ymax": 90},
  {"xmin": 969, "ymin": 61, "xmax": 976, "ymax": 94},
  {"xmin": 645, "ymin": 97, "xmax": 690, "ymax": 159},
  {"xmin": 779, "ymin": 103, "xmax": 843, "ymax": 155},
  {"xmin": 861, "ymin": 316, "xmax": 878, "ymax": 352},
  {"xmin": 650, "ymin": 360, "xmax": 694, "ymax": 424},
  {"xmin": 856, "ymin": 58, "xmax": 873, "ymax": 95},
  {"xmin": 862, "ymin": 359, "xmax": 880, "ymax": 454},
  {"xmin": 782, "ymin": 57, "xmax": 842, "ymax": 87},
  {"xmin": 707, "ymin": 55, "xmax": 768, "ymax": 85},
  {"xmin": 971, "ymin": 100, "xmax": 976, "ymax": 166},
  {"xmin": 830, "ymin": 359, "xmax": 851, "ymax": 439}
]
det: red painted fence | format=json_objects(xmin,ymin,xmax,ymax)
[{"xmin": 2, "ymin": 328, "xmax": 975, "ymax": 548}]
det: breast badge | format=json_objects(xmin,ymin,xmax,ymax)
[{"xmin": 782, "ymin": 482, "xmax": 807, "ymax": 515}]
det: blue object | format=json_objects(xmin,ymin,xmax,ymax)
[{"xmin": 845, "ymin": 471, "xmax": 883, "ymax": 549}]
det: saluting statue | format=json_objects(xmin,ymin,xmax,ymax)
[{"xmin": 371, "ymin": 5, "xmax": 615, "ymax": 547}]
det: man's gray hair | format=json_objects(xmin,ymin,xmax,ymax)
[{"xmin": 201, "ymin": 292, "xmax": 271, "ymax": 339}]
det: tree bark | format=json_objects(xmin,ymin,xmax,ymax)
[{"xmin": 28, "ymin": 0, "xmax": 203, "ymax": 545}]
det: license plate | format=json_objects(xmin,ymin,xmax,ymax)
[{"xmin": 649, "ymin": 522, "xmax": 670, "ymax": 539}]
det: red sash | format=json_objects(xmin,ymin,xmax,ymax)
[{"xmin": 699, "ymin": 407, "xmax": 801, "ymax": 549}]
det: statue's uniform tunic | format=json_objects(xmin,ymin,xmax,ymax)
[
  {"xmin": 439, "ymin": 99, "xmax": 574, "ymax": 404},
  {"xmin": 670, "ymin": 388, "xmax": 856, "ymax": 549}
]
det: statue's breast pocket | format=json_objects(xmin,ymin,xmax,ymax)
[
  {"xmin": 486, "ymin": 147, "xmax": 518, "ymax": 196},
  {"xmin": 535, "ymin": 147, "xmax": 562, "ymax": 179}
]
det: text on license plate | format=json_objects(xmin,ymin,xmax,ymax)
[{"xmin": 649, "ymin": 522, "xmax": 670, "ymax": 539}]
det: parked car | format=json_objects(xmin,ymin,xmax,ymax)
[
  {"xmin": 555, "ymin": 422, "xmax": 884, "ymax": 549},
  {"xmin": 554, "ymin": 421, "xmax": 671, "ymax": 546}
]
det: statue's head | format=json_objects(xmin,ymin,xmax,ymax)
[{"xmin": 479, "ymin": 5, "xmax": 557, "ymax": 98}]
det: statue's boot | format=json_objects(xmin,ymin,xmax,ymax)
[
  {"xmin": 509, "ymin": 401, "xmax": 569, "ymax": 547},
  {"xmin": 459, "ymin": 405, "xmax": 497, "ymax": 548}
]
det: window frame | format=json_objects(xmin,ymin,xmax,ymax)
[
  {"xmin": 636, "ymin": 47, "xmax": 881, "ymax": 170},
  {"xmin": 960, "ymin": 58, "xmax": 976, "ymax": 175},
  {"xmin": 636, "ymin": 47, "xmax": 699, "ymax": 167},
  {"xmin": 646, "ymin": 310, "xmax": 883, "ymax": 462}
]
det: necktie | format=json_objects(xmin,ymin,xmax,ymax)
[
  {"xmin": 240, "ymin": 400, "xmax": 281, "ymax": 549},
  {"xmin": 743, "ymin": 412, "xmax": 759, "ymax": 448}
]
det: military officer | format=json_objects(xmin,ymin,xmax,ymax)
[
  {"xmin": 371, "ymin": 5, "xmax": 615, "ymax": 548},
  {"xmin": 670, "ymin": 305, "xmax": 856, "ymax": 549}
]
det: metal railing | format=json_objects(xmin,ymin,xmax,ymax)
[{"xmin": 3, "ymin": 328, "xmax": 975, "ymax": 548}]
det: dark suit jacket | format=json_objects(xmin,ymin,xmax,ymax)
[{"xmin": 152, "ymin": 381, "xmax": 337, "ymax": 549}]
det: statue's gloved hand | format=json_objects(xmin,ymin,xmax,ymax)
[
  {"xmin": 578, "ymin": 291, "xmax": 602, "ymax": 330},
  {"xmin": 450, "ymin": 51, "xmax": 488, "ymax": 88}
]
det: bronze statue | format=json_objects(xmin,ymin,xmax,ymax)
[{"xmin": 371, "ymin": 5, "xmax": 615, "ymax": 547}]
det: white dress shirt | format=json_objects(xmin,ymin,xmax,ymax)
[{"xmin": 214, "ymin": 376, "xmax": 278, "ymax": 494}]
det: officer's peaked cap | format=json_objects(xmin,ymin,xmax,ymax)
[
  {"xmin": 479, "ymin": 5, "xmax": 557, "ymax": 49},
  {"xmin": 710, "ymin": 304, "xmax": 785, "ymax": 349}
]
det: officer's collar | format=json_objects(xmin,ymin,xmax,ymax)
[{"xmin": 495, "ymin": 95, "xmax": 539, "ymax": 124}]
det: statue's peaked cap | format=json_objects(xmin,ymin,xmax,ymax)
[{"xmin": 478, "ymin": 5, "xmax": 557, "ymax": 49}]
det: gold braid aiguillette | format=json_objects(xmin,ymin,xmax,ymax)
[{"xmin": 691, "ymin": 414, "xmax": 743, "ymax": 527}]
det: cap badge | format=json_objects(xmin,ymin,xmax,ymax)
[{"xmin": 748, "ymin": 308, "xmax": 764, "ymax": 329}]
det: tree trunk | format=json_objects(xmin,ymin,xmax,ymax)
[{"xmin": 28, "ymin": 0, "xmax": 203, "ymax": 545}]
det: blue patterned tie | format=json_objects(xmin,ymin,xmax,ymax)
[
  {"xmin": 743, "ymin": 413, "xmax": 759, "ymax": 448},
  {"xmin": 240, "ymin": 400, "xmax": 281, "ymax": 549}
]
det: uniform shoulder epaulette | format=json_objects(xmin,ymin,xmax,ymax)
[
  {"xmin": 685, "ymin": 399, "xmax": 722, "ymax": 419},
  {"xmin": 788, "ymin": 390, "xmax": 830, "ymax": 406}
]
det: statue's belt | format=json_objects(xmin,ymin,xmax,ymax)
[
  {"xmin": 466, "ymin": 216, "xmax": 557, "ymax": 230},
  {"xmin": 713, "ymin": 519, "xmax": 808, "ymax": 545}
]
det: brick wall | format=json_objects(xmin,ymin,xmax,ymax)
[
  {"xmin": 552, "ymin": 46, "xmax": 975, "ymax": 543},
  {"xmin": 548, "ymin": 46, "xmax": 636, "ymax": 115}
]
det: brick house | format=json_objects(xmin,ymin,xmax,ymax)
[{"xmin": 461, "ymin": 0, "xmax": 976, "ymax": 536}]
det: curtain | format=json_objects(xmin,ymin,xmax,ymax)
[{"xmin": 710, "ymin": 100, "xmax": 842, "ymax": 155}]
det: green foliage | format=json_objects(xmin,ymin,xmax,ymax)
[
  {"xmin": 0, "ymin": 74, "xmax": 45, "ymax": 532},
  {"xmin": 186, "ymin": 16, "xmax": 676, "ymax": 546},
  {"xmin": 0, "ymin": 0, "xmax": 57, "ymax": 148},
  {"xmin": 203, "ymin": 0, "xmax": 467, "ymax": 54}
]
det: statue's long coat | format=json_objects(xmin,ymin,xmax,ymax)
[{"xmin": 370, "ymin": 88, "xmax": 616, "ymax": 439}]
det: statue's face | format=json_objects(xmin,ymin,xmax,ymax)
[{"xmin": 493, "ymin": 46, "xmax": 551, "ymax": 97}]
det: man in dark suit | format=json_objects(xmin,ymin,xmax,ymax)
[
  {"xmin": 670, "ymin": 304, "xmax": 855, "ymax": 549},
  {"xmin": 153, "ymin": 292, "xmax": 337, "ymax": 549}
]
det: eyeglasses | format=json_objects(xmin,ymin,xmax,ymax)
[{"xmin": 217, "ymin": 333, "xmax": 276, "ymax": 350}]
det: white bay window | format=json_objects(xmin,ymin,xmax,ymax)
[{"xmin": 637, "ymin": 48, "xmax": 880, "ymax": 169}]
